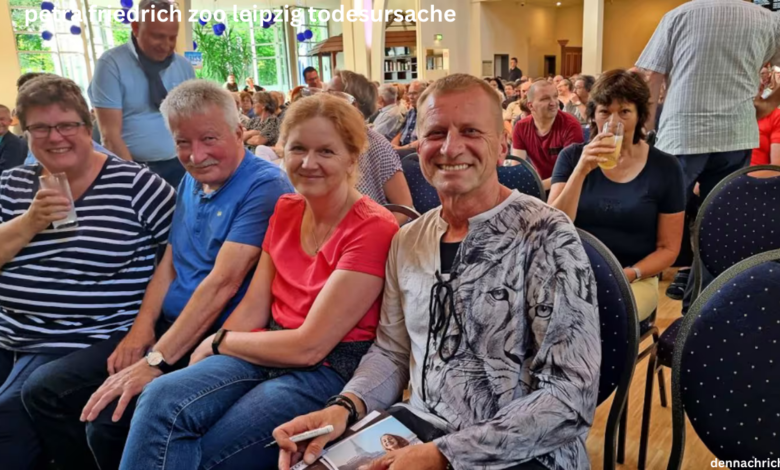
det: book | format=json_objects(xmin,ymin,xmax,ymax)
[{"xmin": 291, "ymin": 410, "xmax": 421, "ymax": 470}]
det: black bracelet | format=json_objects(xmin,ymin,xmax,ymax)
[{"xmin": 326, "ymin": 395, "xmax": 359, "ymax": 426}]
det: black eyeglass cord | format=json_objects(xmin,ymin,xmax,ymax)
[{"xmin": 421, "ymin": 270, "xmax": 463, "ymax": 402}]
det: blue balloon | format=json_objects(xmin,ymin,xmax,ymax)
[
  {"xmin": 65, "ymin": 10, "xmax": 73, "ymax": 21},
  {"xmin": 121, "ymin": 8, "xmax": 131, "ymax": 24},
  {"xmin": 261, "ymin": 21, "xmax": 270, "ymax": 29},
  {"xmin": 41, "ymin": 30, "xmax": 53, "ymax": 41},
  {"xmin": 193, "ymin": 41, "xmax": 197, "ymax": 50},
  {"xmin": 296, "ymin": 32, "xmax": 305, "ymax": 42},
  {"xmin": 40, "ymin": 1, "xmax": 54, "ymax": 12},
  {"xmin": 70, "ymin": 25, "xmax": 81, "ymax": 35},
  {"xmin": 198, "ymin": 18, "xmax": 207, "ymax": 26},
  {"xmin": 304, "ymin": 29, "xmax": 313, "ymax": 40},
  {"xmin": 120, "ymin": 0, "xmax": 133, "ymax": 8},
  {"xmin": 212, "ymin": 23, "xmax": 225, "ymax": 36}
]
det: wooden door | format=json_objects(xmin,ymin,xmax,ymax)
[{"xmin": 558, "ymin": 40, "xmax": 582, "ymax": 77}]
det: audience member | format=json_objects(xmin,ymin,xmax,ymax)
[
  {"xmin": 239, "ymin": 91, "xmax": 255, "ymax": 118},
  {"xmin": 503, "ymin": 80, "xmax": 532, "ymax": 134},
  {"xmin": 19, "ymin": 73, "xmax": 118, "ymax": 165},
  {"xmin": 549, "ymin": 70, "xmax": 685, "ymax": 321},
  {"xmin": 487, "ymin": 77, "xmax": 506, "ymax": 100},
  {"xmin": 244, "ymin": 77, "xmax": 263, "ymax": 92},
  {"xmin": 118, "ymin": 94, "xmax": 399, "ymax": 469},
  {"xmin": 372, "ymin": 84, "xmax": 405, "ymax": 140},
  {"xmin": 230, "ymin": 92, "xmax": 251, "ymax": 127},
  {"xmin": 637, "ymin": 0, "xmax": 780, "ymax": 308},
  {"xmin": 244, "ymin": 91, "xmax": 281, "ymax": 151},
  {"xmin": 502, "ymin": 82, "xmax": 518, "ymax": 109},
  {"xmin": 326, "ymin": 71, "xmax": 414, "ymax": 224},
  {"xmin": 511, "ymin": 80, "xmax": 584, "ymax": 188},
  {"xmin": 751, "ymin": 103, "xmax": 780, "ymax": 174},
  {"xmin": 224, "ymin": 74, "xmax": 239, "ymax": 92},
  {"xmin": 392, "ymin": 80, "xmax": 427, "ymax": 150},
  {"xmin": 303, "ymin": 66, "xmax": 323, "ymax": 88},
  {"xmin": 557, "ymin": 78, "xmax": 575, "ymax": 106},
  {"xmin": 553, "ymin": 75, "xmax": 563, "ymax": 85},
  {"xmin": 0, "ymin": 76, "xmax": 175, "ymax": 470},
  {"xmin": 271, "ymin": 91, "xmax": 286, "ymax": 116},
  {"xmin": 0, "ymin": 104, "xmax": 27, "ymax": 172},
  {"xmin": 507, "ymin": 57, "xmax": 523, "ymax": 82},
  {"xmin": 566, "ymin": 75, "xmax": 595, "ymax": 125},
  {"xmin": 274, "ymin": 73, "xmax": 600, "ymax": 470},
  {"xmin": 22, "ymin": 80, "xmax": 293, "ymax": 470},
  {"xmin": 760, "ymin": 65, "xmax": 771, "ymax": 97},
  {"xmin": 89, "ymin": 0, "xmax": 195, "ymax": 188}
]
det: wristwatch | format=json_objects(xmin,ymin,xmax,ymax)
[
  {"xmin": 212, "ymin": 328, "xmax": 230, "ymax": 356},
  {"xmin": 630, "ymin": 266, "xmax": 643, "ymax": 282},
  {"xmin": 145, "ymin": 350, "xmax": 174, "ymax": 374}
]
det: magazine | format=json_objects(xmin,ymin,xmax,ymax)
[{"xmin": 291, "ymin": 410, "xmax": 421, "ymax": 470}]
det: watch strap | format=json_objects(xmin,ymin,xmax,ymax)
[{"xmin": 212, "ymin": 329, "xmax": 229, "ymax": 356}]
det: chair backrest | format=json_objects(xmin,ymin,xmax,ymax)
[
  {"xmin": 401, "ymin": 153, "xmax": 419, "ymax": 163},
  {"xmin": 694, "ymin": 166, "xmax": 780, "ymax": 289},
  {"xmin": 498, "ymin": 156, "xmax": 547, "ymax": 202},
  {"xmin": 578, "ymin": 229, "xmax": 638, "ymax": 470},
  {"xmin": 383, "ymin": 204, "xmax": 421, "ymax": 222},
  {"xmin": 668, "ymin": 249, "xmax": 780, "ymax": 469},
  {"xmin": 401, "ymin": 158, "xmax": 440, "ymax": 214}
]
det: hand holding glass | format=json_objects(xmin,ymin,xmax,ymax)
[
  {"xmin": 38, "ymin": 173, "xmax": 78, "ymax": 229},
  {"xmin": 598, "ymin": 119, "xmax": 624, "ymax": 170}
]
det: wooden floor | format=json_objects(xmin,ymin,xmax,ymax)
[{"xmin": 586, "ymin": 269, "xmax": 716, "ymax": 470}]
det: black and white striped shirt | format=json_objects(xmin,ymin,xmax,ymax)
[{"xmin": 0, "ymin": 157, "xmax": 175, "ymax": 353}]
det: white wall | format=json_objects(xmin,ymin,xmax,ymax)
[{"xmin": 415, "ymin": 0, "xmax": 473, "ymax": 79}]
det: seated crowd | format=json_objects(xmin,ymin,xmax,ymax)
[{"xmin": 0, "ymin": 45, "xmax": 775, "ymax": 470}]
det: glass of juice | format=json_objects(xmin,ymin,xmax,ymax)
[{"xmin": 598, "ymin": 119, "xmax": 624, "ymax": 170}]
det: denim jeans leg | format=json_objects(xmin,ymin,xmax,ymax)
[
  {"xmin": 145, "ymin": 159, "xmax": 186, "ymax": 190},
  {"xmin": 201, "ymin": 367, "xmax": 346, "ymax": 470},
  {"xmin": 119, "ymin": 355, "xmax": 268, "ymax": 470},
  {"xmin": 0, "ymin": 351, "xmax": 63, "ymax": 470},
  {"xmin": 22, "ymin": 332, "xmax": 125, "ymax": 470}
]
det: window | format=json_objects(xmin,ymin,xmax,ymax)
[
  {"xmin": 10, "ymin": 0, "xmax": 91, "ymax": 94},
  {"xmin": 250, "ymin": 21, "xmax": 289, "ymax": 92},
  {"xmin": 295, "ymin": 7, "xmax": 330, "ymax": 83}
]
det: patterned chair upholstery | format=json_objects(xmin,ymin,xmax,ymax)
[
  {"xmin": 658, "ymin": 166, "xmax": 780, "ymax": 368},
  {"xmin": 578, "ymin": 230, "xmax": 638, "ymax": 470},
  {"xmin": 401, "ymin": 158, "xmax": 440, "ymax": 214},
  {"xmin": 498, "ymin": 157, "xmax": 546, "ymax": 202},
  {"xmin": 667, "ymin": 250, "xmax": 780, "ymax": 468}
]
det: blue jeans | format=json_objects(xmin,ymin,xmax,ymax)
[
  {"xmin": 0, "ymin": 349, "xmax": 62, "ymax": 470},
  {"xmin": 120, "ymin": 355, "xmax": 346, "ymax": 470},
  {"xmin": 144, "ymin": 158, "xmax": 186, "ymax": 190}
]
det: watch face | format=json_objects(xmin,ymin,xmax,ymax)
[{"xmin": 146, "ymin": 351, "xmax": 164, "ymax": 367}]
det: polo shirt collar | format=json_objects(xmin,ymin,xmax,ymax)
[{"xmin": 193, "ymin": 149, "xmax": 251, "ymax": 200}]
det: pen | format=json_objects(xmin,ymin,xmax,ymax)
[{"xmin": 264, "ymin": 425, "xmax": 334, "ymax": 448}]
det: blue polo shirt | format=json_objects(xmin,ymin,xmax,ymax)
[
  {"xmin": 161, "ymin": 151, "xmax": 294, "ymax": 324},
  {"xmin": 88, "ymin": 41, "xmax": 195, "ymax": 163}
]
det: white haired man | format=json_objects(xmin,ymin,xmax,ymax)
[
  {"xmin": 274, "ymin": 74, "xmax": 601, "ymax": 470},
  {"xmin": 22, "ymin": 80, "xmax": 294, "ymax": 469},
  {"xmin": 372, "ymin": 84, "xmax": 405, "ymax": 141}
]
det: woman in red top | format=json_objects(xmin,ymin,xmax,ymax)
[
  {"xmin": 120, "ymin": 95, "xmax": 400, "ymax": 470},
  {"xmin": 752, "ymin": 107, "xmax": 780, "ymax": 177}
]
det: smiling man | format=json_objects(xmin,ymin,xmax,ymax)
[
  {"xmin": 89, "ymin": 0, "xmax": 195, "ymax": 188},
  {"xmin": 22, "ymin": 80, "xmax": 293, "ymax": 470},
  {"xmin": 274, "ymin": 74, "xmax": 601, "ymax": 470}
]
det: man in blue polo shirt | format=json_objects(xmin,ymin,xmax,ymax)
[
  {"xmin": 23, "ymin": 80, "xmax": 293, "ymax": 470},
  {"xmin": 88, "ymin": 0, "xmax": 195, "ymax": 188}
]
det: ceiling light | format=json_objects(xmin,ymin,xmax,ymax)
[{"xmin": 557, "ymin": 2, "xmax": 561, "ymax": 5}]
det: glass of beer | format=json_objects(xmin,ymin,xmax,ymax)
[
  {"xmin": 39, "ymin": 173, "xmax": 79, "ymax": 229},
  {"xmin": 598, "ymin": 118, "xmax": 624, "ymax": 170}
]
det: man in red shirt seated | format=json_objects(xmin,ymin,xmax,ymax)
[{"xmin": 511, "ymin": 80, "xmax": 584, "ymax": 189}]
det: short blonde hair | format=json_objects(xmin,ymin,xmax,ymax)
[
  {"xmin": 416, "ymin": 74, "xmax": 503, "ymax": 134},
  {"xmin": 279, "ymin": 94, "xmax": 368, "ymax": 185}
]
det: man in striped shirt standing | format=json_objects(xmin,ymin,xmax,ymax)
[
  {"xmin": 0, "ymin": 76, "xmax": 176, "ymax": 470},
  {"xmin": 17, "ymin": 80, "xmax": 293, "ymax": 469}
]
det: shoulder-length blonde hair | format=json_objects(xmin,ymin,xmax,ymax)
[{"xmin": 279, "ymin": 94, "xmax": 368, "ymax": 186}]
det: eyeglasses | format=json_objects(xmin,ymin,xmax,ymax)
[
  {"xmin": 300, "ymin": 87, "xmax": 356, "ymax": 104},
  {"xmin": 26, "ymin": 121, "xmax": 86, "ymax": 139}
]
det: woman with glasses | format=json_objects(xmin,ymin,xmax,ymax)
[
  {"xmin": 0, "ymin": 76, "xmax": 175, "ymax": 469},
  {"xmin": 118, "ymin": 94, "xmax": 399, "ymax": 470}
]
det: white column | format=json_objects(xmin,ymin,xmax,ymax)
[
  {"xmin": 370, "ymin": 0, "xmax": 387, "ymax": 82},
  {"xmin": 341, "ymin": 0, "xmax": 371, "ymax": 76},
  {"xmin": 175, "ymin": 0, "xmax": 192, "ymax": 54},
  {"xmin": 581, "ymin": 0, "xmax": 604, "ymax": 75}
]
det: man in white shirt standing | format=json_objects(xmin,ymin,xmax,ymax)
[{"xmin": 636, "ymin": 0, "xmax": 780, "ymax": 307}]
